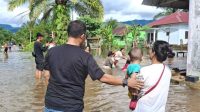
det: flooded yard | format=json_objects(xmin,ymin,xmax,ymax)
[{"xmin": 0, "ymin": 52, "xmax": 200, "ymax": 112}]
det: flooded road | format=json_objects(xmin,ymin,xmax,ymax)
[{"xmin": 0, "ymin": 52, "xmax": 200, "ymax": 112}]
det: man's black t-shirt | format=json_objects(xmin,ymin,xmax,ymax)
[
  {"xmin": 34, "ymin": 41, "xmax": 47, "ymax": 62},
  {"xmin": 44, "ymin": 44, "xmax": 104, "ymax": 111}
]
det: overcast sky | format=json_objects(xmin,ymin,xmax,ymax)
[{"xmin": 0, "ymin": 0, "xmax": 162, "ymax": 27}]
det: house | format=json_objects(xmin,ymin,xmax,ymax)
[{"xmin": 147, "ymin": 11, "xmax": 189, "ymax": 45}]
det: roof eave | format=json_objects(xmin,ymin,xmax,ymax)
[{"xmin": 142, "ymin": 0, "xmax": 189, "ymax": 9}]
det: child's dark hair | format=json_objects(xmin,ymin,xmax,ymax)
[
  {"xmin": 107, "ymin": 51, "xmax": 114, "ymax": 57},
  {"xmin": 152, "ymin": 40, "xmax": 170, "ymax": 62},
  {"xmin": 128, "ymin": 48, "xmax": 143, "ymax": 62}
]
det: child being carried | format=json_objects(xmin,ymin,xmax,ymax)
[{"xmin": 125, "ymin": 47, "xmax": 143, "ymax": 110}]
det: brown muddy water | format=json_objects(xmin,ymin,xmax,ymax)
[{"xmin": 0, "ymin": 52, "xmax": 200, "ymax": 112}]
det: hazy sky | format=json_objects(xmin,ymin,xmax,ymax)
[{"xmin": 0, "ymin": 0, "xmax": 162, "ymax": 27}]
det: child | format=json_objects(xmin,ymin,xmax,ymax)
[
  {"xmin": 103, "ymin": 51, "xmax": 115, "ymax": 69},
  {"xmin": 4, "ymin": 43, "xmax": 8, "ymax": 54},
  {"xmin": 125, "ymin": 47, "xmax": 143, "ymax": 110}
]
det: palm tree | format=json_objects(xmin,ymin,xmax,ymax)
[
  {"xmin": 8, "ymin": 0, "xmax": 104, "ymax": 21},
  {"xmin": 8, "ymin": 0, "xmax": 104, "ymax": 42}
]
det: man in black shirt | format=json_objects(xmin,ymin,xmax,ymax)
[
  {"xmin": 34, "ymin": 33, "xmax": 48, "ymax": 79},
  {"xmin": 44, "ymin": 20, "xmax": 143, "ymax": 112}
]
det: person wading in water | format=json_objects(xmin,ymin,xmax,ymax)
[{"xmin": 33, "ymin": 33, "xmax": 49, "ymax": 79}]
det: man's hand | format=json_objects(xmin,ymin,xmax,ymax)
[
  {"xmin": 46, "ymin": 43, "xmax": 50, "ymax": 47},
  {"xmin": 128, "ymin": 75, "xmax": 144, "ymax": 90}
]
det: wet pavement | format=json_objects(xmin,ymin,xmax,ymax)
[{"xmin": 0, "ymin": 52, "xmax": 200, "ymax": 112}]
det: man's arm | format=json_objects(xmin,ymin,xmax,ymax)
[
  {"xmin": 99, "ymin": 74, "xmax": 143, "ymax": 90},
  {"xmin": 40, "ymin": 43, "xmax": 49, "ymax": 52},
  {"xmin": 87, "ymin": 55, "xmax": 143, "ymax": 90}
]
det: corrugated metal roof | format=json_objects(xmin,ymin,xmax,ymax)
[{"xmin": 148, "ymin": 11, "xmax": 189, "ymax": 27}]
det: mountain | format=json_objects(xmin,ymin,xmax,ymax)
[
  {"xmin": 121, "ymin": 19, "xmax": 154, "ymax": 26},
  {"xmin": 0, "ymin": 24, "xmax": 20, "ymax": 33}
]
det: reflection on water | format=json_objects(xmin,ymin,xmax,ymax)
[{"xmin": 0, "ymin": 52, "xmax": 200, "ymax": 112}]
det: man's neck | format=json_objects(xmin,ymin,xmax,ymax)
[
  {"xmin": 67, "ymin": 37, "xmax": 80, "ymax": 46},
  {"xmin": 36, "ymin": 39, "xmax": 41, "ymax": 42}
]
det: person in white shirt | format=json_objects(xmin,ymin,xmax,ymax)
[
  {"xmin": 114, "ymin": 48, "xmax": 126, "ymax": 66},
  {"xmin": 134, "ymin": 41, "xmax": 172, "ymax": 112}
]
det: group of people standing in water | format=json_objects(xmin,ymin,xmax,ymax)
[{"xmin": 32, "ymin": 20, "xmax": 171, "ymax": 112}]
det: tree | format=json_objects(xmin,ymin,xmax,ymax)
[
  {"xmin": 100, "ymin": 26, "xmax": 114, "ymax": 51},
  {"xmin": 0, "ymin": 28, "xmax": 14, "ymax": 45},
  {"xmin": 126, "ymin": 25, "xmax": 149, "ymax": 48},
  {"xmin": 8, "ymin": 0, "xmax": 104, "ymax": 43},
  {"xmin": 106, "ymin": 18, "xmax": 118, "ymax": 30},
  {"xmin": 14, "ymin": 21, "xmax": 53, "ymax": 51},
  {"xmin": 78, "ymin": 15, "xmax": 102, "ymax": 37}
]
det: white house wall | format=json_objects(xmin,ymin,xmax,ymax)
[
  {"xmin": 156, "ymin": 23, "xmax": 188, "ymax": 45},
  {"xmin": 178, "ymin": 23, "xmax": 189, "ymax": 45}
]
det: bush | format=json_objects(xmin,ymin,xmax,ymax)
[{"xmin": 23, "ymin": 42, "xmax": 34, "ymax": 52}]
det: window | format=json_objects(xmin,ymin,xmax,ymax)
[
  {"xmin": 185, "ymin": 31, "xmax": 188, "ymax": 39},
  {"xmin": 166, "ymin": 32, "xmax": 170, "ymax": 36}
]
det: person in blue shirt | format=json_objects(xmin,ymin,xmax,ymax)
[{"xmin": 125, "ymin": 47, "xmax": 143, "ymax": 109}]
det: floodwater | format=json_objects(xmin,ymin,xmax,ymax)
[{"xmin": 0, "ymin": 52, "xmax": 200, "ymax": 112}]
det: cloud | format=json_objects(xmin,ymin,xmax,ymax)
[
  {"xmin": 0, "ymin": 0, "xmax": 29, "ymax": 27},
  {"xmin": 102, "ymin": 0, "xmax": 163, "ymax": 21},
  {"xmin": 0, "ymin": 0, "xmax": 163, "ymax": 26}
]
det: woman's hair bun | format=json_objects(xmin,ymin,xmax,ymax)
[{"xmin": 153, "ymin": 41, "xmax": 170, "ymax": 62}]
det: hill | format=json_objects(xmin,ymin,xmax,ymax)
[
  {"xmin": 0, "ymin": 24, "xmax": 20, "ymax": 33},
  {"xmin": 122, "ymin": 19, "xmax": 154, "ymax": 26}
]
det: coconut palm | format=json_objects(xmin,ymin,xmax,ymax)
[
  {"xmin": 8, "ymin": 0, "xmax": 104, "ymax": 42},
  {"xmin": 8, "ymin": 0, "xmax": 104, "ymax": 20}
]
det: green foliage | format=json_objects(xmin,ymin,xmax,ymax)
[
  {"xmin": 78, "ymin": 15, "xmax": 102, "ymax": 37},
  {"xmin": 53, "ymin": 4, "xmax": 70, "ymax": 44},
  {"xmin": 13, "ymin": 21, "xmax": 53, "ymax": 51},
  {"xmin": 0, "ymin": 28, "xmax": 14, "ymax": 45},
  {"xmin": 106, "ymin": 18, "xmax": 118, "ymax": 30},
  {"xmin": 22, "ymin": 42, "xmax": 34, "ymax": 51},
  {"xmin": 100, "ymin": 26, "xmax": 114, "ymax": 51},
  {"xmin": 8, "ymin": 0, "xmax": 104, "ymax": 45},
  {"xmin": 128, "ymin": 25, "xmax": 149, "ymax": 41},
  {"xmin": 126, "ymin": 25, "xmax": 149, "ymax": 49}
]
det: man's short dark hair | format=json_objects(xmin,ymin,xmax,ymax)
[
  {"xmin": 67, "ymin": 20, "xmax": 86, "ymax": 38},
  {"xmin": 36, "ymin": 33, "xmax": 44, "ymax": 39}
]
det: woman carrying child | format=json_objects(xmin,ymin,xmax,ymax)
[{"xmin": 132, "ymin": 41, "xmax": 171, "ymax": 112}]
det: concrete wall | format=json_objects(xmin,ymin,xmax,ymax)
[
  {"xmin": 156, "ymin": 24, "xmax": 188, "ymax": 45},
  {"xmin": 187, "ymin": 0, "xmax": 200, "ymax": 77},
  {"xmin": 178, "ymin": 23, "xmax": 189, "ymax": 45}
]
